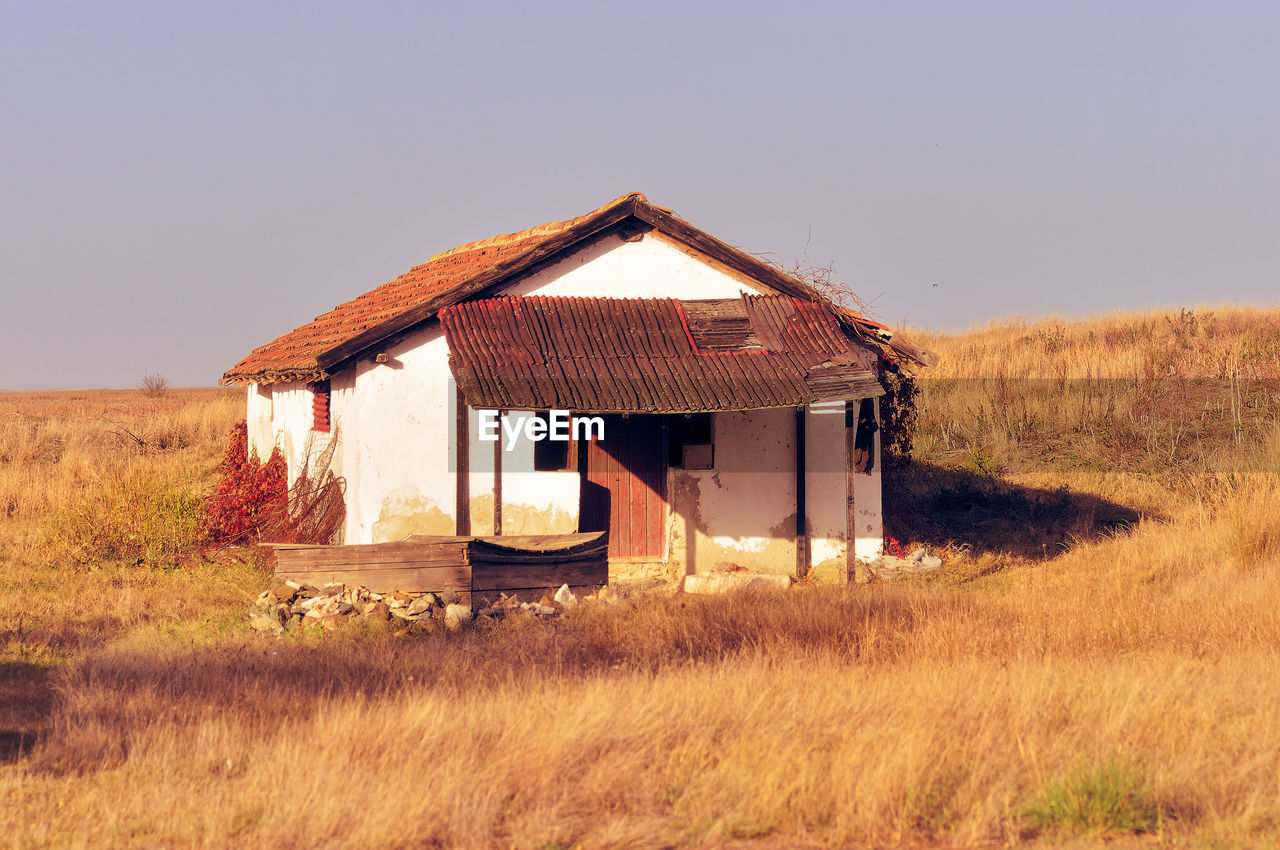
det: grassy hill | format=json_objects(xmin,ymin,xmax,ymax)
[{"xmin": 1, "ymin": 306, "xmax": 1278, "ymax": 848}]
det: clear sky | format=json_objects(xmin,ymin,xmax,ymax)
[{"xmin": 2, "ymin": 1, "xmax": 1277, "ymax": 389}]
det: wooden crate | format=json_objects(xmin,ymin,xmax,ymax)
[
  {"xmin": 465, "ymin": 533, "xmax": 609, "ymax": 598},
  {"xmin": 265, "ymin": 531, "xmax": 608, "ymax": 603}
]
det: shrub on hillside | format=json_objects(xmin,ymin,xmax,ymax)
[
  {"xmin": 51, "ymin": 468, "xmax": 204, "ymax": 566},
  {"xmin": 138, "ymin": 372, "xmax": 172, "ymax": 398},
  {"xmin": 1023, "ymin": 760, "xmax": 1163, "ymax": 837}
]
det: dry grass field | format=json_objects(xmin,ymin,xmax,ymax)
[{"xmin": 2, "ymin": 306, "xmax": 1279, "ymax": 848}]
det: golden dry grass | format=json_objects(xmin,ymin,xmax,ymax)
[
  {"xmin": 0, "ymin": 388, "xmax": 242, "ymax": 566},
  {"xmin": 912, "ymin": 305, "xmax": 1280, "ymax": 481},
  {"xmin": 2, "ymin": 307, "xmax": 1279, "ymax": 848}
]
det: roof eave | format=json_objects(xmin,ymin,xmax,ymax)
[
  {"xmin": 832, "ymin": 309, "xmax": 940, "ymax": 370},
  {"xmin": 310, "ymin": 196, "xmax": 649, "ymax": 377},
  {"xmin": 219, "ymin": 367, "xmax": 329, "ymax": 387},
  {"xmin": 629, "ymin": 204, "xmax": 819, "ymax": 302},
  {"xmin": 225, "ymin": 194, "xmax": 935, "ymax": 384},
  {"xmin": 631, "ymin": 205, "xmax": 939, "ymax": 370}
]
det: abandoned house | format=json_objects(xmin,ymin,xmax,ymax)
[{"xmin": 222, "ymin": 193, "xmax": 934, "ymax": 582}]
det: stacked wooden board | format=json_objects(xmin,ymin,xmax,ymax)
[
  {"xmin": 462, "ymin": 533, "xmax": 611, "ymax": 597},
  {"xmin": 267, "ymin": 531, "xmax": 608, "ymax": 603}
]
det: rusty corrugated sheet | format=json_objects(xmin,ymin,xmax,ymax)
[{"xmin": 440, "ymin": 295, "xmax": 883, "ymax": 413}]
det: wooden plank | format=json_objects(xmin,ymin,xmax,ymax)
[
  {"xmin": 273, "ymin": 531, "xmax": 610, "ymax": 599},
  {"xmin": 468, "ymin": 531, "xmax": 606, "ymax": 554},
  {"xmin": 653, "ymin": 416, "xmax": 669, "ymax": 557},
  {"xmin": 273, "ymin": 539, "xmax": 472, "ymax": 555},
  {"xmin": 276, "ymin": 564, "xmax": 471, "ymax": 594},
  {"xmin": 463, "ymin": 553, "xmax": 603, "ymax": 567},
  {"xmin": 614, "ymin": 424, "xmax": 630, "ymax": 556},
  {"xmin": 493, "ymin": 411, "xmax": 503, "ymax": 535},
  {"xmin": 274, "ymin": 542, "xmax": 470, "ymax": 570},
  {"xmin": 627, "ymin": 423, "xmax": 645, "ymax": 559},
  {"xmin": 471, "ymin": 562, "xmax": 607, "ymax": 593},
  {"xmin": 469, "ymin": 555, "xmax": 607, "ymax": 576},
  {"xmin": 845, "ymin": 400, "xmax": 857, "ymax": 583},
  {"xmin": 272, "ymin": 541, "xmax": 471, "ymax": 560},
  {"xmin": 278, "ymin": 560, "xmax": 464, "ymax": 574},
  {"xmin": 795, "ymin": 406, "xmax": 809, "ymax": 580},
  {"xmin": 456, "ymin": 389, "xmax": 471, "ymax": 536}
]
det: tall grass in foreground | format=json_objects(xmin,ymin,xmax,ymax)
[
  {"xmin": 12, "ymin": 651, "xmax": 1280, "ymax": 847},
  {"xmin": 4, "ymin": 474, "xmax": 1278, "ymax": 847}
]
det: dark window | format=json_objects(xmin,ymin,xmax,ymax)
[
  {"xmin": 851, "ymin": 398, "xmax": 877, "ymax": 474},
  {"xmin": 532, "ymin": 412, "xmax": 572, "ymax": 471},
  {"xmin": 311, "ymin": 380, "xmax": 331, "ymax": 433},
  {"xmin": 670, "ymin": 412, "xmax": 713, "ymax": 469}
]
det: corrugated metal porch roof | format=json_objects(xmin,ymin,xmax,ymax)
[{"xmin": 440, "ymin": 295, "xmax": 884, "ymax": 413}]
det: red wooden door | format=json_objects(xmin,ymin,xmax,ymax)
[{"xmin": 580, "ymin": 415, "xmax": 667, "ymax": 559}]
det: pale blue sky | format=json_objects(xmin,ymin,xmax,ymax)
[{"xmin": 2, "ymin": 1, "xmax": 1276, "ymax": 389}]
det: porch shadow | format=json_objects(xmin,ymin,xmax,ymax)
[
  {"xmin": 882, "ymin": 461, "xmax": 1153, "ymax": 560},
  {"xmin": 25, "ymin": 586, "xmax": 935, "ymax": 775},
  {"xmin": 0, "ymin": 661, "xmax": 55, "ymax": 763}
]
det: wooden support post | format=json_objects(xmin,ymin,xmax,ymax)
[
  {"xmin": 493, "ymin": 409, "xmax": 503, "ymax": 535},
  {"xmin": 847, "ymin": 399, "xmax": 874, "ymax": 583},
  {"xmin": 795, "ymin": 406, "xmax": 809, "ymax": 580},
  {"xmin": 845, "ymin": 400, "xmax": 859, "ymax": 582},
  {"xmin": 455, "ymin": 389, "xmax": 471, "ymax": 537}
]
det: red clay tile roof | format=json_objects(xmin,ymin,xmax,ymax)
[
  {"xmin": 440, "ymin": 295, "xmax": 883, "ymax": 413},
  {"xmin": 222, "ymin": 193, "xmax": 936, "ymax": 385},
  {"xmin": 222, "ymin": 193, "xmax": 657, "ymax": 384}
]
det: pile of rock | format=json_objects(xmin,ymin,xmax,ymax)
[
  {"xmin": 868, "ymin": 547, "xmax": 944, "ymax": 579},
  {"xmin": 249, "ymin": 580, "xmax": 613, "ymax": 635}
]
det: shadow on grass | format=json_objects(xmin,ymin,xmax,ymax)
[
  {"xmin": 0, "ymin": 661, "xmax": 55, "ymax": 763},
  {"xmin": 884, "ymin": 460, "xmax": 1153, "ymax": 560},
  {"xmin": 27, "ymin": 584, "xmax": 951, "ymax": 775}
]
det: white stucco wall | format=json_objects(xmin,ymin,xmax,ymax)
[
  {"xmin": 246, "ymin": 379, "xmax": 337, "ymax": 480},
  {"xmin": 245, "ymin": 229, "xmax": 885, "ymax": 577},
  {"xmin": 852, "ymin": 398, "xmax": 885, "ymax": 561},
  {"xmin": 667, "ymin": 403, "xmax": 882, "ymax": 580},
  {"xmin": 246, "ymin": 383, "xmax": 274, "ymax": 458},
  {"xmin": 333, "ymin": 326, "xmax": 453, "ymax": 543},
  {"xmin": 490, "ymin": 411, "xmax": 580, "ymax": 536},
  {"xmin": 505, "ymin": 231, "xmax": 768, "ymax": 301},
  {"xmin": 806, "ymin": 402, "xmax": 852, "ymax": 579},
  {"xmin": 669, "ymin": 409, "xmax": 796, "ymax": 577}
]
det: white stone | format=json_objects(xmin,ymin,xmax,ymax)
[
  {"xmin": 444, "ymin": 603, "xmax": 473, "ymax": 630},
  {"xmin": 406, "ymin": 595, "xmax": 435, "ymax": 616}
]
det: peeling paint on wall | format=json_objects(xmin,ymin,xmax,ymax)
[
  {"xmin": 372, "ymin": 488, "xmax": 454, "ymax": 543},
  {"xmin": 498, "ymin": 501, "xmax": 578, "ymax": 536}
]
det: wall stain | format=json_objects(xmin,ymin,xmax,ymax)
[
  {"xmin": 372, "ymin": 491, "xmax": 454, "ymax": 542},
  {"xmin": 498, "ymin": 501, "xmax": 577, "ymax": 536}
]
